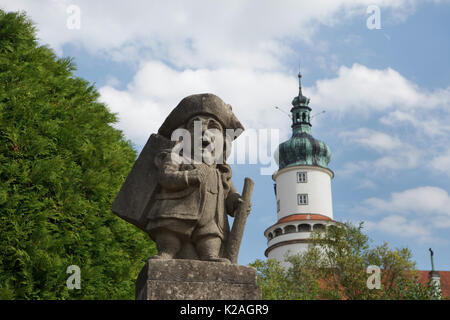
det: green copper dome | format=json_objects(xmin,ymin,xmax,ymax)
[{"xmin": 277, "ymin": 73, "xmax": 331, "ymax": 170}]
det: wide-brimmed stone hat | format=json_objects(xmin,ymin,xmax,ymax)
[{"xmin": 158, "ymin": 93, "xmax": 244, "ymax": 139}]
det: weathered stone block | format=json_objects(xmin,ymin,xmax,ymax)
[{"xmin": 135, "ymin": 259, "xmax": 261, "ymax": 300}]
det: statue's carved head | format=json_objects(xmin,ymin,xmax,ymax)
[
  {"xmin": 185, "ymin": 114, "xmax": 223, "ymax": 165},
  {"xmin": 159, "ymin": 93, "xmax": 244, "ymax": 165}
]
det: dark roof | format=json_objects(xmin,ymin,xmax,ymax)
[{"xmin": 278, "ymin": 131, "xmax": 332, "ymax": 169}]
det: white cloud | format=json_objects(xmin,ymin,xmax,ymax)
[
  {"xmin": 0, "ymin": 0, "xmax": 424, "ymax": 69},
  {"xmin": 104, "ymin": 75, "xmax": 121, "ymax": 88},
  {"xmin": 340, "ymin": 128, "xmax": 404, "ymax": 152},
  {"xmin": 431, "ymin": 216, "xmax": 450, "ymax": 229},
  {"xmin": 98, "ymin": 61, "xmax": 294, "ymax": 146},
  {"xmin": 372, "ymin": 148, "xmax": 421, "ymax": 171},
  {"xmin": 362, "ymin": 186, "xmax": 450, "ymax": 243},
  {"xmin": 324, "ymin": 65, "xmax": 449, "ymax": 179},
  {"xmin": 429, "ymin": 150, "xmax": 450, "ymax": 177},
  {"xmin": 380, "ymin": 110, "xmax": 450, "ymax": 137},
  {"xmin": 363, "ymin": 186, "xmax": 450, "ymax": 215},
  {"xmin": 337, "ymin": 161, "xmax": 370, "ymax": 177},
  {"xmin": 99, "ymin": 85, "xmax": 165, "ymax": 147},
  {"xmin": 365, "ymin": 215, "xmax": 435, "ymax": 242},
  {"xmin": 309, "ymin": 63, "xmax": 450, "ymax": 115},
  {"xmin": 337, "ymin": 128, "xmax": 422, "ymax": 176}
]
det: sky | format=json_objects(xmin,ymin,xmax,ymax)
[{"xmin": 2, "ymin": 0, "xmax": 449, "ymax": 270}]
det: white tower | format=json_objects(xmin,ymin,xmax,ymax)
[{"xmin": 264, "ymin": 73, "xmax": 336, "ymax": 264}]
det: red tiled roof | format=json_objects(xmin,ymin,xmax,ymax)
[
  {"xmin": 278, "ymin": 214, "xmax": 332, "ymax": 224},
  {"xmin": 417, "ymin": 270, "xmax": 450, "ymax": 298}
]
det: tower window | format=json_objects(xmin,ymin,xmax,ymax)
[
  {"xmin": 313, "ymin": 224, "xmax": 325, "ymax": 232},
  {"xmin": 277, "ymin": 199, "xmax": 280, "ymax": 212},
  {"xmin": 274, "ymin": 228, "xmax": 283, "ymax": 237},
  {"xmin": 297, "ymin": 194, "xmax": 308, "ymax": 205},
  {"xmin": 284, "ymin": 225, "xmax": 296, "ymax": 234},
  {"xmin": 297, "ymin": 171, "xmax": 307, "ymax": 183},
  {"xmin": 298, "ymin": 224, "xmax": 311, "ymax": 232}
]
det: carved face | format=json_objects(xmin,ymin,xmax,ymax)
[{"xmin": 185, "ymin": 115, "xmax": 224, "ymax": 165}]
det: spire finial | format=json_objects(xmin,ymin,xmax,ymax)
[
  {"xmin": 429, "ymin": 248, "xmax": 435, "ymax": 271},
  {"xmin": 298, "ymin": 71, "xmax": 303, "ymax": 96}
]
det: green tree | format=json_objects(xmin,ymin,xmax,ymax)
[
  {"xmin": 251, "ymin": 222, "xmax": 439, "ymax": 300},
  {"xmin": 0, "ymin": 10, "xmax": 156, "ymax": 299}
]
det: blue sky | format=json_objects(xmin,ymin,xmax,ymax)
[{"xmin": 2, "ymin": 0, "xmax": 449, "ymax": 270}]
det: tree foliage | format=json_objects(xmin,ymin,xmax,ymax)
[
  {"xmin": 251, "ymin": 222, "xmax": 440, "ymax": 300},
  {"xmin": 0, "ymin": 10, "xmax": 156, "ymax": 299}
]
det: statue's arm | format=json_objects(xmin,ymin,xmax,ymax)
[
  {"xmin": 157, "ymin": 160, "xmax": 199, "ymax": 191},
  {"xmin": 226, "ymin": 180, "xmax": 241, "ymax": 217}
]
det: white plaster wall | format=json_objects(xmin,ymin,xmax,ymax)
[
  {"xmin": 267, "ymin": 243, "xmax": 310, "ymax": 268},
  {"xmin": 267, "ymin": 231, "xmax": 311, "ymax": 248},
  {"xmin": 274, "ymin": 166, "xmax": 333, "ymax": 220}
]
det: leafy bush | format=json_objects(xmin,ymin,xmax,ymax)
[
  {"xmin": 0, "ymin": 10, "xmax": 156, "ymax": 299},
  {"xmin": 251, "ymin": 222, "xmax": 440, "ymax": 300}
]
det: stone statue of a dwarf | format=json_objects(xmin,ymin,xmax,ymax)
[{"xmin": 112, "ymin": 93, "xmax": 253, "ymax": 264}]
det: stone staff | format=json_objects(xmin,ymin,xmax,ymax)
[{"xmin": 225, "ymin": 177, "xmax": 254, "ymax": 264}]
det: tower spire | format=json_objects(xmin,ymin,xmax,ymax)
[
  {"xmin": 291, "ymin": 72, "xmax": 311, "ymax": 134},
  {"xmin": 278, "ymin": 72, "xmax": 332, "ymax": 169}
]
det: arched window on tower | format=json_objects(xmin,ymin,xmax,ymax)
[
  {"xmin": 298, "ymin": 224, "xmax": 311, "ymax": 232},
  {"xmin": 274, "ymin": 228, "xmax": 283, "ymax": 237},
  {"xmin": 284, "ymin": 225, "xmax": 296, "ymax": 234},
  {"xmin": 302, "ymin": 112, "xmax": 306, "ymax": 122},
  {"xmin": 313, "ymin": 224, "xmax": 325, "ymax": 232}
]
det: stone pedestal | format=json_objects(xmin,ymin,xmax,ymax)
[{"xmin": 135, "ymin": 259, "xmax": 261, "ymax": 300}]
